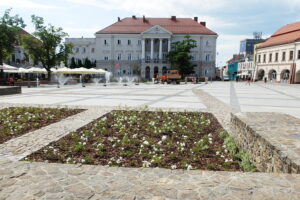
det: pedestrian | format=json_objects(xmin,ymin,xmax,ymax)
[
  {"xmin": 246, "ymin": 76, "xmax": 251, "ymax": 85},
  {"xmin": 264, "ymin": 77, "xmax": 267, "ymax": 83}
]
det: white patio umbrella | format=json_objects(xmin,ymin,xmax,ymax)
[{"xmin": 0, "ymin": 63, "xmax": 18, "ymax": 70}]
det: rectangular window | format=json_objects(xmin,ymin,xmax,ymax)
[
  {"xmin": 289, "ymin": 51, "xmax": 294, "ymax": 60},
  {"xmin": 138, "ymin": 40, "xmax": 141, "ymax": 45},
  {"xmin": 205, "ymin": 54, "xmax": 210, "ymax": 62},
  {"xmin": 263, "ymin": 54, "xmax": 266, "ymax": 63},
  {"xmin": 298, "ymin": 50, "xmax": 300, "ymax": 59},
  {"xmin": 91, "ymin": 48, "xmax": 94, "ymax": 53},
  {"xmin": 104, "ymin": 56, "xmax": 108, "ymax": 60},
  {"xmin": 117, "ymin": 53, "xmax": 121, "ymax": 60},
  {"xmin": 104, "ymin": 40, "xmax": 107, "ymax": 45},
  {"xmin": 76, "ymin": 48, "xmax": 79, "ymax": 53},
  {"xmin": 128, "ymin": 53, "xmax": 131, "ymax": 60},
  {"xmin": 269, "ymin": 53, "xmax": 272, "ymax": 62},
  {"xmin": 275, "ymin": 53, "xmax": 278, "ymax": 62},
  {"xmin": 128, "ymin": 40, "xmax": 131, "ymax": 45},
  {"xmin": 82, "ymin": 48, "xmax": 86, "ymax": 54},
  {"xmin": 282, "ymin": 52, "xmax": 286, "ymax": 61},
  {"xmin": 117, "ymin": 40, "xmax": 121, "ymax": 45},
  {"xmin": 258, "ymin": 55, "xmax": 261, "ymax": 63}
]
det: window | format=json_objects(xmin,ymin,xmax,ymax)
[
  {"xmin": 269, "ymin": 53, "xmax": 272, "ymax": 62},
  {"xmin": 128, "ymin": 53, "xmax": 131, "ymax": 60},
  {"xmin": 76, "ymin": 48, "xmax": 79, "ymax": 53},
  {"xmin": 258, "ymin": 55, "xmax": 261, "ymax": 63},
  {"xmin": 282, "ymin": 52, "xmax": 286, "ymax": 61},
  {"xmin": 191, "ymin": 55, "xmax": 195, "ymax": 61},
  {"xmin": 263, "ymin": 54, "xmax": 266, "ymax": 63},
  {"xmin": 91, "ymin": 48, "xmax": 95, "ymax": 53},
  {"xmin": 104, "ymin": 56, "xmax": 108, "ymax": 60},
  {"xmin": 104, "ymin": 40, "xmax": 107, "ymax": 45},
  {"xmin": 206, "ymin": 41, "xmax": 209, "ymax": 46},
  {"xmin": 117, "ymin": 53, "xmax": 121, "ymax": 60},
  {"xmin": 138, "ymin": 40, "xmax": 141, "ymax": 45},
  {"xmin": 205, "ymin": 54, "xmax": 210, "ymax": 62},
  {"xmin": 128, "ymin": 40, "xmax": 131, "ymax": 45},
  {"xmin": 275, "ymin": 53, "xmax": 279, "ymax": 62},
  {"xmin": 82, "ymin": 48, "xmax": 86, "ymax": 54},
  {"xmin": 117, "ymin": 40, "xmax": 121, "ymax": 45},
  {"xmin": 298, "ymin": 50, "xmax": 300, "ymax": 59},
  {"xmin": 289, "ymin": 51, "xmax": 294, "ymax": 60}
]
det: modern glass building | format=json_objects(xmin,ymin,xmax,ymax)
[{"xmin": 240, "ymin": 39, "xmax": 265, "ymax": 56}]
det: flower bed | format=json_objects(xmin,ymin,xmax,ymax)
[
  {"xmin": 0, "ymin": 107, "xmax": 83, "ymax": 144},
  {"xmin": 26, "ymin": 110, "xmax": 253, "ymax": 171}
]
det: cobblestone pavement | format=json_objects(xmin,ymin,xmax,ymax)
[
  {"xmin": 1, "ymin": 160, "xmax": 300, "ymax": 200},
  {"xmin": 0, "ymin": 84, "xmax": 300, "ymax": 199},
  {"xmin": 199, "ymin": 82, "xmax": 300, "ymax": 119}
]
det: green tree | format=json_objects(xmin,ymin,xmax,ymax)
[
  {"xmin": 167, "ymin": 35, "xmax": 197, "ymax": 76},
  {"xmin": 22, "ymin": 15, "xmax": 72, "ymax": 80},
  {"xmin": 0, "ymin": 9, "xmax": 26, "ymax": 65},
  {"xmin": 84, "ymin": 58, "xmax": 92, "ymax": 69},
  {"xmin": 70, "ymin": 57, "xmax": 77, "ymax": 69}
]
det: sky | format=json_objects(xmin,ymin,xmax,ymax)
[{"xmin": 1, "ymin": 0, "xmax": 300, "ymax": 66}]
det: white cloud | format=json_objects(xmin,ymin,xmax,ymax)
[{"xmin": 0, "ymin": 0, "xmax": 59, "ymax": 9}]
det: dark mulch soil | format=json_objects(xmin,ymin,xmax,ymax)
[
  {"xmin": 26, "ymin": 110, "xmax": 241, "ymax": 171},
  {"xmin": 0, "ymin": 107, "xmax": 84, "ymax": 144}
]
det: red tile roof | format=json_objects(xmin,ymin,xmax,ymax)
[
  {"xmin": 96, "ymin": 17, "xmax": 217, "ymax": 35},
  {"xmin": 258, "ymin": 21, "xmax": 300, "ymax": 49}
]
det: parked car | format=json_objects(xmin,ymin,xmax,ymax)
[{"xmin": 222, "ymin": 76, "xmax": 230, "ymax": 81}]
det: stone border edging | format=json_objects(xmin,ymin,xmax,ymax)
[
  {"xmin": 230, "ymin": 113, "xmax": 300, "ymax": 174},
  {"xmin": 0, "ymin": 86, "xmax": 21, "ymax": 96}
]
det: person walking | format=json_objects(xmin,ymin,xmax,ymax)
[
  {"xmin": 246, "ymin": 76, "xmax": 251, "ymax": 85},
  {"xmin": 264, "ymin": 77, "xmax": 267, "ymax": 83}
]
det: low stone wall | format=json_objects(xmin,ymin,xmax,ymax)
[
  {"xmin": 230, "ymin": 113, "xmax": 300, "ymax": 174},
  {"xmin": 0, "ymin": 86, "xmax": 21, "ymax": 96}
]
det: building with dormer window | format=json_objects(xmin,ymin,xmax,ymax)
[{"xmin": 66, "ymin": 16, "xmax": 218, "ymax": 79}]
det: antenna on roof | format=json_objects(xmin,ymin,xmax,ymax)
[
  {"xmin": 253, "ymin": 32, "xmax": 262, "ymax": 39},
  {"xmin": 118, "ymin": 17, "xmax": 121, "ymax": 22}
]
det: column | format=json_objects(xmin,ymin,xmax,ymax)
[
  {"xmin": 159, "ymin": 39, "xmax": 163, "ymax": 60},
  {"xmin": 150, "ymin": 38, "xmax": 154, "ymax": 60},
  {"xmin": 141, "ymin": 39, "xmax": 145, "ymax": 60},
  {"xmin": 168, "ymin": 38, "xmax": 171, "ymax": 52}
]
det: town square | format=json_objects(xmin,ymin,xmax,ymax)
[{"xmin": 0, "ymin": 0, "xmax": 300, "ymax": 199}]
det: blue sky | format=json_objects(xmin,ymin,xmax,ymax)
[{"xmin": 1, "ymin": 0, "xmax": 300, "ymax": 66}]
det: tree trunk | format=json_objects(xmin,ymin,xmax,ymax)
[
  {"xmin": 47, "ymin": 70, "xmax": 52, "ymax": 81},
  {"xmin": 0, "ymin": 49, "xmax": 3, "ymax": 66}
]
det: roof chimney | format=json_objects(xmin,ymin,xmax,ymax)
[
  {"xmin": 118, "ymin": 17, "xmax": 121, "ymax": 22},
  {"xmin": 194, "ymin": 17, "xmax": 198, "ymax": 22},
  {"xmin": 171, "ymin": 16, "xmax": 176, "ymax": 21},
  {"xmin": 132, "ymin": 15, "xmax": 136, "ymax": 19},
  {"xmin": 143, "ymin": 15, "xmax": 146, "ymax": 22},
  {"xmin": 200, "ymin": 21, "xmax": 206, "ymax": 27}
]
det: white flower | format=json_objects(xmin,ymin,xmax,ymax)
[
  {"xmin": 216, "ymin": 151, "xmax": 220, "ymax": 155},
  {"xmin": 171, "ymin": 165, "xmax": 177, "ymax": 170},
  {"xmin": 208, "ymin": 133, "xmax": 212, "ymax": 137},
  {"xmin": 225, "ymin": 159, "xmax": 229, "ymax": 163},
  {"xmin": 162, "ymin": 135, "xmax": 167, "ymax": 141},
  {"xmin": 157, "ymin": 141, "xmax": 162, "ymax": 145},
  {"xmin": 186, "ymin": 164, "xmax": 193, "ymax": 170},
  {"xmin": 142, "ymin": 161, "xmax": 151, "ymax": 168},
  {"xmin": 143, "ymin": 141, "xmax": 149, "ymax": 145},
  {"xmin": 224, "ymin": 149, "xmax": 228, "ymax": 153}
]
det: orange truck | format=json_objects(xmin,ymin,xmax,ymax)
[{"xmin": 161, "ymin": 70, "xmax": 181, "ymax": 84}]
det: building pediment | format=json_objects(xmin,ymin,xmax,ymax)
[{"xmin": 142, "ymin": 25, "xmax": 172, "ymax": 35}]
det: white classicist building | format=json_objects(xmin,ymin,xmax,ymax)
[
  {"xmin": 256, "ymin": 21, "xmax": 300, "ymax": 83},
  {"xmin": 66, "ymin": 16, "xmax": 218, "ymax": 79}
]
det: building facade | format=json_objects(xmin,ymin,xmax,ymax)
[
  {"xmin": 256, "ymin": 21, "xmax": 300, "ymax": 83},
  {"xmin": 238, "ymin": 56, "xmax": 255, "ymax": 79},
  {"xmin": 240, "ymin": 38, "xmax": 265, "ymax": 56},
  {"xmin": 66, "ymin": 16, "xmax": 218, "ymax": 79}
]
